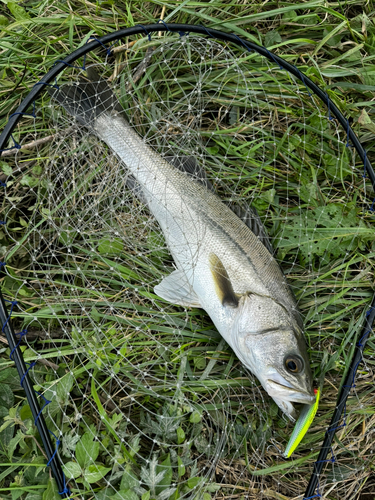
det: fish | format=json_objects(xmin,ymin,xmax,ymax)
[{"xmin": 49, "ymin": 67, "xmax": 315, "ymax": 419}]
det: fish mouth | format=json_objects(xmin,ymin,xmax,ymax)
[{"xmin": 266, "ymin": 379, "xmax": 316, "ymax": 405}]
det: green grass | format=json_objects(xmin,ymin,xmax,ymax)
[{"xmin": 1, "ymin": 2, "xmax": 375, "ymax": 500}]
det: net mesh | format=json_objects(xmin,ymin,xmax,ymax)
[{"xmin": 2, "ymin": 33, "xmax": 375, "ymax": 500}]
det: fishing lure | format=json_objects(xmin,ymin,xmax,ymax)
[{"xmin": 284, "ymin": 388, "xmax": 320, "ymax": 458}]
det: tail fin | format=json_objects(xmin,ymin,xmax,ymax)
[{"xmin": 48, "ymin": 67, "xmax": 124, "ymax": 127}]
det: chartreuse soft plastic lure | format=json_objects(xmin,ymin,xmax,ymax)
[{"xmin": 284, "ymin": 388, "xmax": 320, "ymax": 458}]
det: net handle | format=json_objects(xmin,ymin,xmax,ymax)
[{"xmin": 0, "ymin": 293, "xmax": 70, "ymax": 498}]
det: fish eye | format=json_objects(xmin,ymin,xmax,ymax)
[{"xmin": 285, "ymin": 355, "xmax": 304, "ymax": 374}]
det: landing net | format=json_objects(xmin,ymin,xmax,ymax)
[{"xmin": 1, "ymin": 33, "xmax": 374, "ymax": 500}]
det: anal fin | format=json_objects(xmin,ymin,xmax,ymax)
[{"xmin": 154, "ymin": 269, "xmax": 201, "ymax": 308}]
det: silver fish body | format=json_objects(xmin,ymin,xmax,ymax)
[{"xmin": 51, "ymin": 69, "xmax": 315, "ymax": 419}]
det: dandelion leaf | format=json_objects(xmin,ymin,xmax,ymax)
[{"xmin": 278, "ymin": 203, "xmax": 368, "ymax": 262}]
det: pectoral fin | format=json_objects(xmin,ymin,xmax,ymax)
[
  {"xmin": 209, "ymin": 253, "xmax": 238, "ymax": 308},
  {"xmin": 154, "ymin": 269, "xmax": 201, "ymax": 307}
]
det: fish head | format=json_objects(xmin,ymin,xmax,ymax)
[{"xmin": 232, "ymin": 293, "xmax": 315, "ymax": 419}]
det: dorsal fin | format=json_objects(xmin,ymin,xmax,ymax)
[
  {"xmin": 165, "ymin": 155, "xmax": 214, "ymax": 191},
  {"xmin": 230, "ymin": 204, "xmax": 274, "ymax": 255}
]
